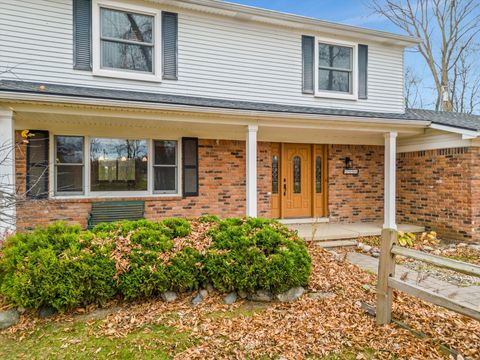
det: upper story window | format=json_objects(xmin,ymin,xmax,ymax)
[
  {"xmin": 318, "ymin": 43, "xmax": 353, "ymax": 94},
  {"xmin": 92, "ymin": 0, "xmax": 161, "ymax": 82},
  {"xmin": 303, "ymin": 37, "xmax": 358, "ymax": 100},
  {"xmin": 100, "ymin": 8, "xmax": 154, "ymax": 73}
]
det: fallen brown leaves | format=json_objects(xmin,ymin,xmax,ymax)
[
  {"xmin": 158, "ymin": 221, "xmax": 214, "ymax": 264},
  {"xmin": 2, "ymin": 244, "xmax": 479, "ymax": 359}
]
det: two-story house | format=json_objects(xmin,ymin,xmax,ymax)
[{"xmin": 1, "ymin": 0, "xmax": 480, "ymax": 241}]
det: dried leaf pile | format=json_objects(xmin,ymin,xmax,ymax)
[{"xmin": 2, "ymin": 244, "xmax": 479, "ymax": 359}]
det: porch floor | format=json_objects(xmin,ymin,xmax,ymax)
[{"xmin": 288, "ymin": 222, "xmax": 425, "ymax": 242}]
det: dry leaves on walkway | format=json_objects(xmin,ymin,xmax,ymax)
[{"xmin": 2, "ymin": 244, "xmax": 479, "ymax": 359}]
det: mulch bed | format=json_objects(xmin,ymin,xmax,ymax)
[{"xmin": 2, "ymin": 244, "xmax": 479, "ymax": 359}]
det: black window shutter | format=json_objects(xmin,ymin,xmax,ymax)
[
  {"xmin": 26, "ymin": 131, "xmax": 49, "ymax": 199},
  {"xmin": 358, "ymin": 44, "xmax": 368, "ymax": 99},
  {"xmin": 162, "ymin": 12, "xmax": 178, "ymax": 80},
  {"xmin": 73, "ymin": 0, "xmax": 92, "ymax": 70},
  {"xmin": 302, "ymin": 35, "xmax": 315, "ymax": 94},
  {"xmin": 182, "ymin": 138, "xmax": 198, "ymax": 197}
]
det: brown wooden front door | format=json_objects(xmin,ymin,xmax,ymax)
[
  {"xmin": 282, "ymin": 143, "xmax": 312, "ymax": 218},
  {"xmin": 271, "ymin": 143, "xmax": 327, "ymax": 219}
]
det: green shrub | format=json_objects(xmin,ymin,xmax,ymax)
[
  {"xmin": 0, "ymin": 223, "xmax": 116, "ymax": 311},
  {"xmin": 204, "ymin": 218, "xmax": 311, "ymax": 294},
  {"xmin": 167, "ymin": 247, "xmax": 204, "ymax": 292},
  {"xmin": 161, "ymin": 218, "xmax": 191, "ymax": 238},
  {"xmin": 0, "ymin": 217, "xmax": 312, "ymax": 311},
  {"xmin": 92, "ymin": 220, "xmax": 173, "ymax": 238},
  {"xmin": 198, "ymin": 214, "xmax": 220, "ymax": 223},
  {"xmin": 130, "ymin": 229, "xmax": 173, "ymax": 252},
  {"xmin": 118, "ymin": 252, "xmax": 169, "ymax": 300}
]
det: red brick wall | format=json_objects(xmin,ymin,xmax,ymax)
[
  {"xmin": 16, "ymin": 134, "xmax": 480, "ymax": 242},
  {"xmin": 397, "ymin": 147, "xmax": 479, "ymax": 242},
  {"xmin": 328, "ymin": 145, "xmax": 384, "ymax": 223},
  {"xmin": 15, "ymin": 138, "xmax": 272, "ymax": 231}
]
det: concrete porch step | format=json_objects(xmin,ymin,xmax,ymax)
[
  {"xmin": 279, "ymin": 217, "xmax": 329, "ymax": 225},
  {"xmin": 290, "ymin": 222, "xmax": 425, "ymax": 242},
  {"xmin": 315, "ymin": 239, "xmax": 358, "ymax": 248}
]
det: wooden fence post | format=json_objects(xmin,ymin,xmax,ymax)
[{"xmin": 376, "ymin": 228, "xmax": 397, "ymax": 325}]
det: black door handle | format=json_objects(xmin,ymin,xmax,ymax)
[{"xmin": 283, "ymin": 179, "xmax": 287, "ymax": 196}]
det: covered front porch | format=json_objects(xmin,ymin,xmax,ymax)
[{"xmin": 0, "ymin": 98, "xmax": 428, "ymax": 232}]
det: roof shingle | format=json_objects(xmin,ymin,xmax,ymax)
[{"xmin": 0, "ymin": 80, "xmax": 479, "ymax": 132}]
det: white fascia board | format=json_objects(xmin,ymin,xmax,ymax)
[
  {"xmin": 429, "ymin": 123, "xmax": 479, "ymax": 139},
  {"xmin": 0, "ymin": 92, "xmax": 430, "ymax": 129},
  {"xmin": 148, "ymin": 0, "xmax": 419, "ymax": 47}
]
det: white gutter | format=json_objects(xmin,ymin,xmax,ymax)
[
  {"xmin": 429, "ymin": 123, "xmax": 479, "ymax": 139},
  {"xmin": 0, "ymin": 91, "xmax": 430, "ymax": 128},
  {"xmin": 152, "ymin": 0, "xmax": 419, "ymax": 47}
]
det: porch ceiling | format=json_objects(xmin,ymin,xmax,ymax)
[{"xmin": 8, "ymin": 102, "xmax": 425, "ymax": 145}]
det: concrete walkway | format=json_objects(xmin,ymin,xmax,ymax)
[
  {"xmin": 290, "ymin": 222, "xmax": 424, "ymax": 241},
  {"xmin": 346, "ymin": 252, "xmax": 480, "ymax": 310}
]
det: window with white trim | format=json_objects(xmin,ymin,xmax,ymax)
[
  {"xmin": 92, "ymin": 0, "xmax": 161, "ymax": 81},
  {"xmin": 90, "ymin": 138, "xmax": 148, "ymax": 192},
  {"xmin": 54, "ymin": 136, "xmax": 85, "ymax": 195},
  {"xmin": 318, "ymin": 43, "xmax": 353, "ymax": 94},
  {"xmin": 100, "ymin": 7, "xmax": 154, "ymax": 73},
  {"xmin": 52, "ymin": 136, "xmax": 181, "ymax": 197},
  {"xmin": 153, "ymin": 140, "xmax": 178, "ymax": 193}
]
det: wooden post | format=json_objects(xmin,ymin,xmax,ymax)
[{"xmin": 376, "ymin": 228, "xmax": 397, "ymax": 325}]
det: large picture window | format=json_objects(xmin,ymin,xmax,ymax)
[
  {"xmin": 153, "ymin": 140, "xmax": 178, "ymax": 193},
  {"xmin": 51, "ymin": 135, "xmax": 185, "ymax": 197},
  {"xmin": 90, "ymin": 138, "xmax": 148, "ymax": 192},
  {"xmin": 100, "ymin": 7, "xmax": 154, "ymax": 73},
  {"xmin": 318, "ymin": 43, "xmax": 353, "ymax": 93},
  {"xmin": 55, "ymin": 136, "xmax": 84, "ymax": 195}
]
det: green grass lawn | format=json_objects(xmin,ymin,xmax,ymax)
[
  {"xmin": 0, "ymin": 318, "xmax": 195, "ymax": 360},
  {"xmin": 0, "ymin": 303, "xmax": 270, "ymax": 360},
  {"xmin": 0, "ymin": 304, "xmax": 380, "ymax": 360}
]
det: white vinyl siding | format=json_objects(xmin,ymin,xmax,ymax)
[{"xmin": 0, "ymin": 0, "xmax": 405, "ymax": 113}]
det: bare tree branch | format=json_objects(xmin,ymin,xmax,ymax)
[{"xmin": 371, "ymin": 0, "xmax": 480, "ymax": 113}]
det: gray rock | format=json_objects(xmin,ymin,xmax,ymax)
[
  {"xmin": 17, "ymin": 307, "xmax": 26, "ymax": 315},
  {"xmin": 448, "ymin": 244, "xmax": 457, "ymax": 249},
  {"xmin": 276, "ymin": 287, "xmax": 305, "ymax": 302},
  {"xmin": 468, "ymin": 244, "xmax": 480, "ymax": 251},
  {"xmin": 206, "ymin": 283, "xmax": 215, "ymax": 293},
  {"xmin": 458, "ymin": 243, "xmax": 467, "ymax": 248},
  {"xmin": 432, "ymin": 249, "xmax": 442, "ymax": 256},
  {"xmin": 76, "ymin": 307, "xmax": 121, "ymax": 322},
  {"xmin": 423, "ymin": 246, "xmax": 434, "ymax": 252},
  {"xmin": 224, "ymin": 292, "xmax": 238, "ymax": 305},
  {"xmin": 192, "ymin": 289, "xmax": 209, "ymax": 306},
  {"xmin": 362, "ymin": 245, "xmax": 372, "ymax": 252},
  {"xmin": 238, "ymin": 290, "xmax": 248, "ymax": 299},
  {"xmin": 308, "ymin": 292, "xmax": 336, "ymax": 301},
  {"xmin": 371, "ymin": 247, "xmax": 380, "ymax": 254},
  {"xmin": 371, "ymin": 251, "xmax": 380, "ymax": 258},
  {"xmin": 192, "ymin": 294, "xmax": 203, "ymax": 306},
  {"xmin": 161, "ymin": 291, "xmax": 177, "ymax": 303},
  {"xmin": 330, "ymin": 251, "xmax": 343, "ymax": 262},
  {"xmin": 38, "ymin": 306, "xmax": 56, "ymax": 319},
  {"xmin": 0, "ymin": 309, "xmax": 20, "ymax": 330},
  {"xmin": 249, "ymin": 290, "xmax": 274, "ymax": 302}
]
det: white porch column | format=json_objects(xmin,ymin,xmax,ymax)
[
  {"xmin": 383, "ymin": 132, "xmax": 397, "ymax": 230},
  {"xmin": 246, "ymin": 124, "xmax": 258, "ymax": 217},
  {"xmin": 0, "ymin": 110, "xmax": 16, "ymax": 232}
]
